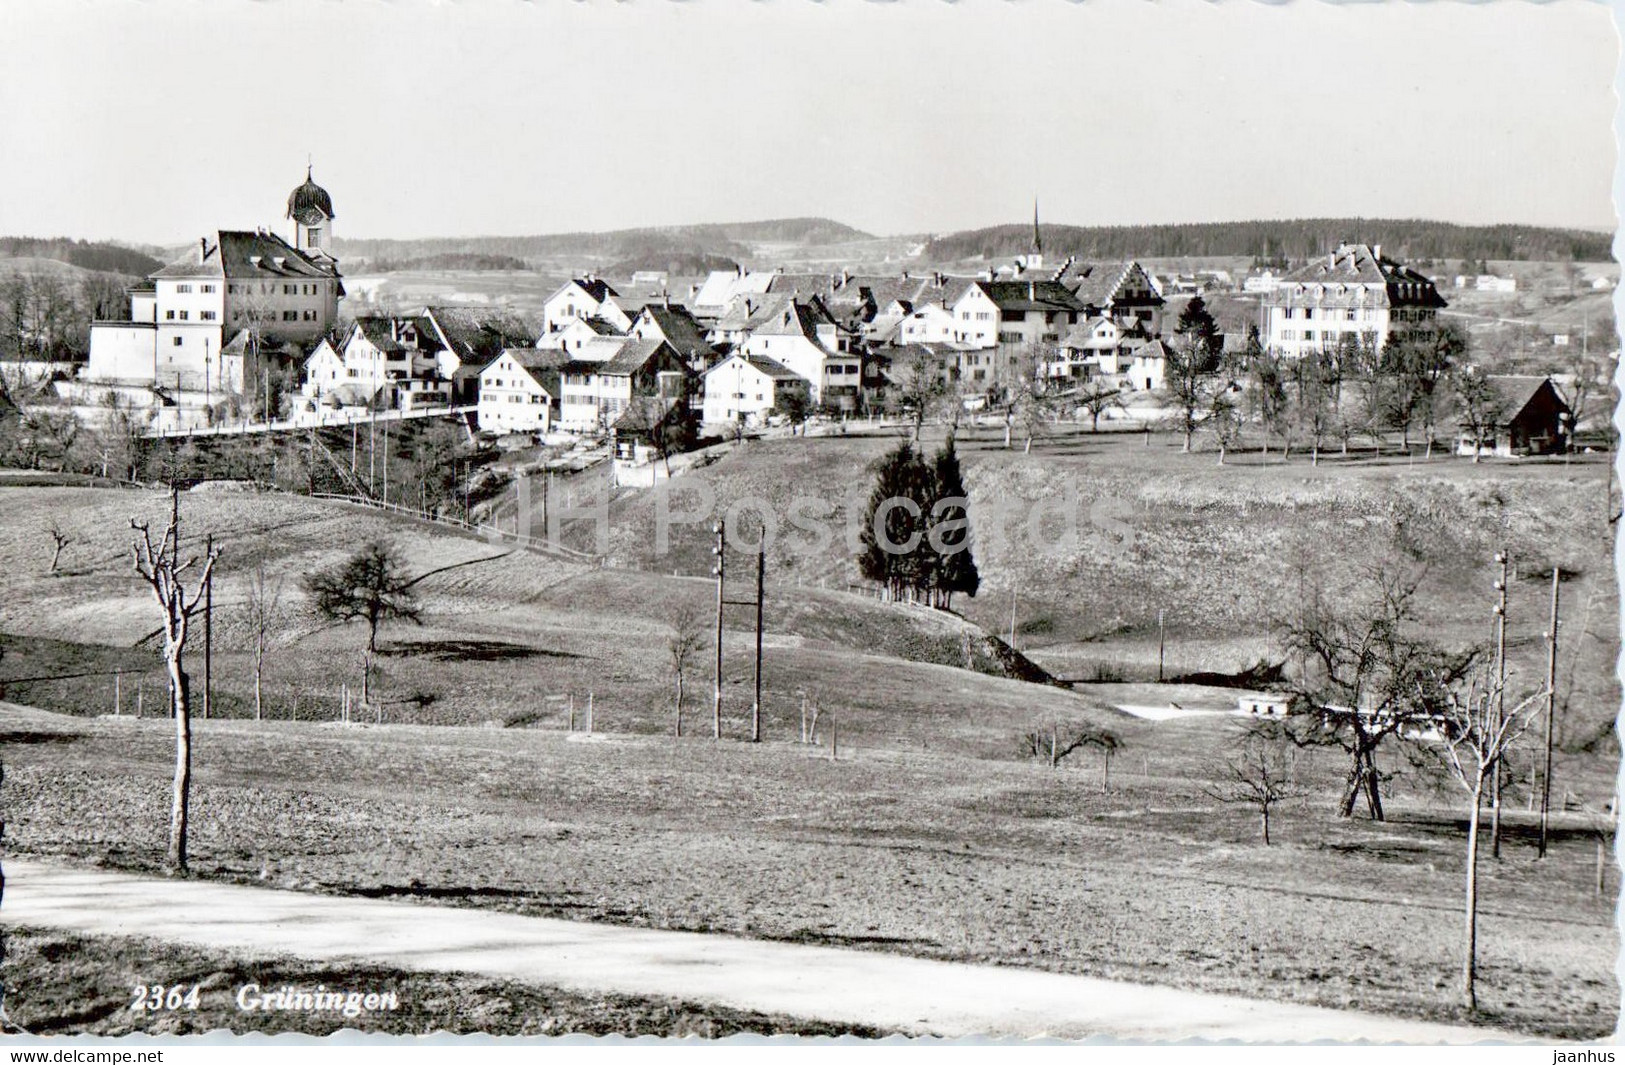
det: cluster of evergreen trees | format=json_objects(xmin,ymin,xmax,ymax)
[{"xmin": 858, "ymin": 436, "xmax": 980, "ymax": 609}]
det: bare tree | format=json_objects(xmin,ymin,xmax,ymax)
[
  {"xmin": 1204, "ymin": 723, "xmax": 1304, "ymax": 845},
  {"xmin": 130, "ymin": 487, "xmax": 221, "ymax": 871},
  {"xmin": 304, "ymin": 539, "xmax": 422, "ymax": 709},
  {"xmin": 890, "ymin": 345, "xmax": 949, "ymax": 443},
  {"xmin": 1452, "ymin": 366, "xmax": 1507, "ymax": 464},
  {"xmin": 667, "ymin": 599, "xmax": 708, "ymax": 737},
  {"xmin": 243, "ymin": 558, "xmax": 284, "ymax": 721},
  {"xmin": 1433, "ymin": 666, "xmax": 1544, "ymax": 1011},
  {"xmin": 1074, "ymin": 380, "xmax": 1124, "ymax": 432},
  {"xmin": 1020, "ymin": 719, "xmax": 1122, "ymax": 788},
  {"xmin": 1207, "ymin": 385, "xmax": 1243, "ymax": 465},
  {"xmin": 46, "ymin": 523, "xmax": 73, "ymax": 576},
  {"xmin": 1278, "ymin": 561, "xmax": 1469, "ymax": 820}
]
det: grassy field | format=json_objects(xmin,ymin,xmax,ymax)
[
  {"xmin": 571, "ymin": 425, "xmax": 1620, "ymax": 747},
  {"xmin": 2, "ymin": 924, "xmax": 882, "ymax": 1037},
  {"xmin": 1, "ymin": 702, "xmax": 1616, "ymax": 1039},
  {"xmin": 0, "ymin": 444, "xmax": 1617, "ymax": 1039}
]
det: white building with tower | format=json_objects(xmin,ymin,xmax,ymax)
[{"xmin": 69, "ymin": 169, "xmax": 345, "ymax": 428}]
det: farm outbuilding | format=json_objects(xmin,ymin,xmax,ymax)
[{"xmin": 1455, "ymin": 374, "xmax": 1571, "ymax": 458}]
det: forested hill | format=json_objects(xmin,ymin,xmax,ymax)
[
  {"xmin": 923, "ymin": 219, "xmax": 1614, "ymax": 264},
  {"xmin": 0, "ymin": 238, "xmax": 162, "ymax": 276},
  {"xmin": 334, "ymin": 217, "xmax": 872, "ymax": 264}
]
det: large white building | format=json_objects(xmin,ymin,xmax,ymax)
[
  {"xmin": 1261, "ymin": 243, "xmax": 1445, "ymax": 358},
  {"xmin": 84, "ymin": 170, "xmax": 345, "ymax": 395}
]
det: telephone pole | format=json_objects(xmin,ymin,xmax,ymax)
[
  {"xmin": 712, "ymin": 520, "xmax": 725, "ymax": 740},
  {"xmin": 1490, "ymin": 550, "xmax": 1509, "ymax": 859},
  {"xmin": 1539, "ymin": 566, "xmax": 1561, "ymax": 859},
  {"xmin": 752, "ymin": 544, "xmax": 765, "ymax": 743},
  {"xmin": 203, "ymin": 532, "xmax": 213, "ymax": 720}
]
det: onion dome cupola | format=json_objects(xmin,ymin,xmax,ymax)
[{"xmin": 287, "ymin": 165, "xmax": 335, "ymax": 255}]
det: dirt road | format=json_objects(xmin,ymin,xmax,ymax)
[{"xmin": 3, "ymin": 859, "xmax": 1516, "ymax": 1042}]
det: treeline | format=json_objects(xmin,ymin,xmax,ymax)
[
  {"xmin": 367, "ymin": 252, "xmax": 529, "ymax": 273},
  {"xmin": 332, "ymin": 217, "xmax": 872, "ymax": 265},
  {"xmin": 923, "ymin": 219, "xmax": 1613, "ymax": 265},
  {"xmin": 0, "ymin": 238, "xmax": 162, "ymax": 277},
  {"xmin": 607, "ymin": 251, "xmax": 740, "ymax": 277},
  {"xmin": 1, "ymin": 269, "xmax": 133, "ymax": 361}
]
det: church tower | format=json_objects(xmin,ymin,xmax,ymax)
[{"xmin": 287, "ymin": 165, "xmax": 335, "ymax": 257}]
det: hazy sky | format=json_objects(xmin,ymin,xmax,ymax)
[{"xmin": 0, "ymin": 0, "xmax": 1617, "ymax": 244}]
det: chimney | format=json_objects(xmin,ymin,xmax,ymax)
[
  {"xmin": 1372, "ymin": 244, "xmax": 1383, "ymax": 261},
  {"xmin": 1028, "ymin": 281, "xmax": 1035, "ymax": 301},
  {"xmin": 199, "ymin": 238, "xmax": 208, "ymax": 264}
]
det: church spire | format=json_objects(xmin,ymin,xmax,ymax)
[{"xmin": 1031, "ymin": 198, "xmax": 1042, "ymax": 257}]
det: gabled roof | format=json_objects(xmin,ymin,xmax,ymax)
[
  {"xmin": 706, "ymin": 352, "xmax": 802, "ymax": 381},
  {"xmin": 422, "ymin": 305, "xmax": 538, "ymax": 362},
  {"xmin": 1278, "ymin": 243, "xmax": 1447, "ymax": 309},
  {"xmin": 967, "ymin": 279, "xmax": 1087, "ymax": 314},
  {"xmin": 1486, "ymin": 374, "xmax": 1568, "ymax": 420},
  {"xmin": 692, "ymin": 269, "xmax": 775, "ymax": 311},
  {"xmin": 636, "ymin": 304, "xmax": 713, "ymax": 357},
  {"xmin": 750, "ymin": 297, "xmax": 839, "ymax": 340},
  {"xmin": 550, "ymin": 277, "xmax": 618, "ymax": 305},
  {"xmin": 563, "ymin": 316, "xmax": 623, "ymax": 337},
  {"xmin": 153, "ymin": 230, "xmax": 340, "ymax": 281},
  {"xmin": 600, "ymin": 338, "xmax": 676, "ymax": 376},
  {"xmin": 1069, "ymin": 261, "xmax": 1163, "ymax": 311},
  {"xmin": 485, "ymin": 347, "xmax": 566, "ymax": 394}
]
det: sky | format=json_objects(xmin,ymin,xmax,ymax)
[{"xmin": 0, "ymin": 0, "xmax": 1618, "ymax": 244}]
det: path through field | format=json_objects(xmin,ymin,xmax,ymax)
[{"xmin": 4, "ymin": 859, "xmax": 1519, "ymax": 1043}]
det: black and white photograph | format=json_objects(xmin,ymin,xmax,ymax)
[{"xmin": 0, "ymin": 0, "xmax": 1618, "ymax": 1050}]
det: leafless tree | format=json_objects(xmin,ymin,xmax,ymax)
[
  {"xmin": 1451, "ymin": 366, "xmax": 1507, "ymax": 464},
  {"xmin": 1433, "ymin": 666, "xmax": 1544, "ymax": 1011},
  {"xmin": 891, "ymin": 346, "xmax": 949, "ymax": 443},
  {"xmin": 1074, "ymin": 380, "xmax": 1124, "ymax": 432},
  {"xmin": 243, "ymin": 558, "xmax": 284, "ymax": 721},
  {"xmin": 130, "ymin": 486, "xmax": 221, "ymax": 871},
  {"xmin": 46, "ymin": 523, "xmax": 73, "ymax": 576},
  {"xmin": 1204, "ymin": 723, "xmax": 1304, "ymax": 845},
  {"xmin": 667, "ymin": 599, "xmax": 708, "ymax": 737},
  {"xmin": 1278, "ymin": 560, "xmax": 1471, "ymax": 820},
  {"xmin": 304, "ymin": 539, "xmax": 422, "ymax": 709},
  {"xmin": 1021, "ymin": 719, "xmax": 1122, "ymax": 790}
]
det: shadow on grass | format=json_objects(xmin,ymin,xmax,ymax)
[
  {"xmin": 0, "ymin": 729, "xmax": 80, "ymax": 745},
  {"xmin": 379, "ymin": 639, "xmax": 580, "ymax": 663}
]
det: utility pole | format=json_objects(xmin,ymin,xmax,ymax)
[
  {"xmin": 712, "ymin": 519, "xmax": 725, "ymax": 740},
  {"xmin": 1157, "ymin": 609, "xmax": 1166, "ymax": 683},
  {"xmin": 381, "ymin": 420, "xmax": 390, "ymax": 505},
  {"xmin": 1539, "ymin": 565, "xmax": 1560, "ymax": 859},
  {"xmin": 203, "ymin": 532, "xmax": 213, "ymax": 720},
  {"xmin": 1491, "ymin": 550, "xmax": 1509, "ymax": 859},
  {"xmin": 752, "ymin": 544, "xmax": 765, "ymax": 743}
]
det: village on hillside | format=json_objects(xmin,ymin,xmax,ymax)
[
  {"xmin": 1, "ymin": 170, "xmax": 1613, "ymax": 482},
  {"xmin": 0, "ymin": 170, "xmax": 1618, "ymax": 1044}
]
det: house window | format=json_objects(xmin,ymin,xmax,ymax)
[
  {"xmin": 283, "ymin": 311, "xmax": 298, "ymax": 321},
  {"xmin": 284, "ymin": 285, "xmax": 296, "ymax": 295},
  {"xmin": 1346, "ymin": 309, "xmax": 1357, "ymax": 321},
  {"xmin": 176, "ymin": 284, "xmax": 192, "ymax": 293},
  {"xmin": 178, "ymin": 311, "xmax": 189, "ymax": 320},
  {"xmin": 201, "ymin": 284, "xmax": 216, "ymax": 294},
  {"xmin": 172, "ymin": 337, "xmax": 183, "ymax": 347},
  {"xmin": 201, "ymin": 311, "xmax": 216, "ymax": 321},
  {"xmin": 303, "ymin": 311, "xmax": 316, "ymax": 321},
  {"xmin": 165, "ymin": 310, "xmax": 175, "ymax": 320}
]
